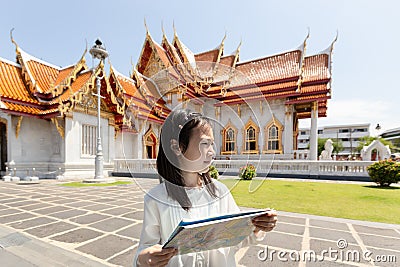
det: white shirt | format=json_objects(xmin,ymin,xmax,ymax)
[{"xmin": 134, "ymin": 180, "xmax": 266, "ymax": 267}]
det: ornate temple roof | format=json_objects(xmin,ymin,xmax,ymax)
[{"xmin": 0, "ymin": 28, "xmax": 335, "ymax": 126}]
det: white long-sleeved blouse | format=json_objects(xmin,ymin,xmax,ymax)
[{"xmin": 133, "ymin": 180, "xmax": 266, "ymax": 267}]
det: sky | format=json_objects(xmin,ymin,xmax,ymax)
[{"xmin": 0, "ymin": 0, "xmax": 398, "ymax": 135}]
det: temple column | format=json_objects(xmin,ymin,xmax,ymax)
[
  {"xmin": 284, "ymin": 105, "xmax": 294, "ymax": 155},
  {"xmin": 309, "ymin": 102, "xmax": 318, "ymax": 160}
]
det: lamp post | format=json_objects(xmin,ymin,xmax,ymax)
[
  {"xmin": 375, "ymin": 123, "xmax": 381, "ymax": 161},
  {"xmin": 89, "ymin": 39, "xmax": 108, "ymax": 179}
]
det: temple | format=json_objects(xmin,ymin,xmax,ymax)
[{"xmin": 0, "ymin": 28, "xmax": 335, "ymax": 178}]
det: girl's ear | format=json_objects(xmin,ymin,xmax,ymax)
[{"xmin": 170, "ymin": 139, "xmax": 181, "ymax": 156}]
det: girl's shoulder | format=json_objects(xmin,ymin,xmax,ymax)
[
  {"xmin": 211, "ymin": 179, "xmax": 230, "ymax": 195},
  {"xmin": 144, "ymin": 182, "xmax": 168, "ymax": 201}
]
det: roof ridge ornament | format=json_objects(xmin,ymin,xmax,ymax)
[
  {"xmin": 144, "ymin": 18, "xmax": 150, "ymax": 36},
  {"xmin": 10, "ymin": 28, "xmax": 18, "ymax": 47},
  {"xmin": 296, "ymin": 28, "xmax": 310, "ymax": 93}
]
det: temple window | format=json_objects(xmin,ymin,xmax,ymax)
[
  {"xmin": 82, "ymin": 124, "xmax": 97, "ymax": 156},
  {"xmin": 242, "ymin": 118, "xmax": 259, "ymax": 154},
  {"xmin": 264, "ymin": 118, "xmax": 283, "ymax": 154},
  {"xmin": 221, "ymin": 121, "xmax": 238, "ymax": 155}
]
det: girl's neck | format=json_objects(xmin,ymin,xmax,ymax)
[{"xmin": 181, "ymin": 171, "xmax": 202, "ymax": 187}]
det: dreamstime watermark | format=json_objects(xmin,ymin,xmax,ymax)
[{"xmin": 257, "ymin": 238, "xmax": 397, "ymax": 263}]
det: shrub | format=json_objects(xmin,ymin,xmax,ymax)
[
  {"xmin": 367, "ymin": 160, "xmax": 400, "ymax": 187},
  {"xmin": 239, "ymin": 164, "xmax": 257, "ymax": 180},
  {"xmin": 209, "ymin": 165, "xmax": 219, "ymax": 179}
]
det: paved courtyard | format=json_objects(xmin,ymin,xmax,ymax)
[{"xmin": 0, "ymin": 178, "xmax": 399, "ymax": 266}]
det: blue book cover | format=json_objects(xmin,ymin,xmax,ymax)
[{"xmin": 162, "ymin": 209, "xmax": 269, "ymax": 254}]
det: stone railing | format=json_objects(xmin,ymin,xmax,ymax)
[{"xmin": 113, "ymin": 159, "xmax": 374, "ymax": 179}]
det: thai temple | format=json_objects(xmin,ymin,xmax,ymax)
[{"xmin": 0, "ymin": 27, "xmax": 336, "ymax": 178}]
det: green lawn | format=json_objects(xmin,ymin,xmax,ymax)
[
  {"xmin": 60, "ymin": 181, "xmax": 132, "ymax": 187},
  {"xmin": 220, "ymin": 179, "xmax": 400, "ymax": 224}
]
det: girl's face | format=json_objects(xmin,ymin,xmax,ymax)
[{"xmin": 179, "ymin": 124, "xmax": 215, "ymax": 173}]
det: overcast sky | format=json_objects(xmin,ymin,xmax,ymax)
[{"xmin": 0, "ymin": 0, "xmax": 398, "ymax": 135}]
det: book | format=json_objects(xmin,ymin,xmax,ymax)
[{"xmin": 162, "ymin": 209, "xmax": 270, "ymax": 255}]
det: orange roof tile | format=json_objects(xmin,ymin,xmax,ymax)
[
  {"xmin": 0, "ymin": 58, "xmax": 38, "ymax": 104},
  {"xmin": 235, "ymin": 50, "xmax": 301, "ymax": 85},
  {"xmin": 195, "ymin": 49, "xmax": 220, "ymax": 63},
  {"xmin": 25, "ymin": 60, "xmax": 59, "ymax": 93},
  {"xmin": 302, "ymin": 54, "xmax": 330, "ymax": 83}
]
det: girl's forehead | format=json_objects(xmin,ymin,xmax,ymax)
[{"xmin": 192, "ymin": 124, "xmax": 214, "ymax": 138}]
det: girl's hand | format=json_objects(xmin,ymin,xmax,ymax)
[
  {"xmin": 137, "ymin": 244, "xmax": 177, "ymax": 266},
  {"xmin": 252, "ymin": 210, "xmax": 277, "ymax": 233}
]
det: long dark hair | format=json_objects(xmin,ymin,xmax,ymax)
[{"xmin": 156, "ymin": 108, "xmax": 218, "ymax": 211}]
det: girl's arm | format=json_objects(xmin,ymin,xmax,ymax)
[{"xmin": 134, "ymin": 194, "xmax": 176, "ymax": 266}]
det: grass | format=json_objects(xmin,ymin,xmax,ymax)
[
  {"xmin": 60, "ymin": 181, "xmax": 132, "ymax": 187},
  {"xmin": 220, "ymin": 179, "xmax": 400, "ymax": 225}
]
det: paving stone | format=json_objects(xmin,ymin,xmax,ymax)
[
  {"xmin": 352, "ymin": 224, "xmax": 400, "ymax": 238},
  {"xmin": 274, "ymin": 222, "xmax": 305, "ymax": 236},
  {"xmin": 50, "ymin": 198, "xmax": 80, "ymax": 204},
  {"xmin": 0, "ymin": 208, "xmax": 22, "ymax": 216},
  {"xmin": 76, "ymin": 234, "xmax": 135, "ymax": 260},
  {"xmin": 129, "ymin": 203, "xmax": 144, "ymax": 210},
  {"xmin": 309, "ymin": 239, "xmax": 370, "ymax": 264},
  {"xmin": 364, "ymin": 247, "xmax": 400, "ymax": 267},
  {"xmin": 69, "ymin": 213, "xmax": 111, "ymax": 224},
  {"xmin": 108, "ymin": 247, "xmax": 138, "ymax": 267},
  {"xmin": 89, "ymin": 217, "xmax": 133, "ymax": 232},
  {"xmin": 6, "ymin": 200, "xmax": 41, "ymax": 207},
  {"xmin": 238, "ymin": 245, "xmax": 299, "ymax": 267},
  {"xmin": 101, "ymin": 207, "xmax": 132, "ymax": 216},
  {"xmin": 359, "ymin": 233, "xmax": 400, "ymax": 250},
  {"xmin": 65, "ymin": 201, "xmax": 95, "ymax": 208},
  {"xmin": 51, "ymin": 228, "xmax": 103, "ymax": 243},
  {"xmin": 25, "ymin": 221, "xmax": 77, "ymax": 238},
  {"xmin": 258, "ymin": 232, "xmax": 302, "ymax": 251},
  {"xmin": 18, "ymin": 203, "xmax": 51, "ymax": 211},
  {"xmin": 48, "ymin": 209, "xmax": 88, "ymax": 219},
  {"xmin": 116, "ymin": 223, "xmax": 142, "ymax": 239},
  {"xmin": 8, "ymin": 217, "xmax": 56, "ymax": 229},
  {"xmin": 278, "ymin": 215, "xmax": 306, "ymax": 225},
  {"xmin": 309, "ymin": 219, "xmax": 350, "ymax": 231},
  {"xmin": 121, "ymin": 211, "xmax": 143, "ymax": 221},
  {"xmin": 1, "ymin": 197, "xmax": 28, "ymax": 204},
  {"xmin": 309, "ymin": 227, "xmax": 357, "ymax": 244},
  {"xmin": 32, "ymin": 206, "xmax": 70, "ymax": 215},
  {"xmin": 83, "ymin": 203, "xmax": 115, "ymax": 211},
  {"xmin": 0, "ymin": 213, "xmax": 34, "ymax": 224}
]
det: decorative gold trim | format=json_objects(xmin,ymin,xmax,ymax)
[
  {"xmin": 242, "ymin": 117, "xmax": 259, "ymax": 154},
  {"xmin": 143, "ymin": 125, "xmax": 158, "ymax": 159},
  {"xmin": 51, "ymin": 117, "xmax": 65, "ymax": 139},
  {"xmin": 221, "ymin": 119, "xmax": 238, "ymax": 155},
  {"xmin": 51, "ymin": 48, "xmax": 88, "ymax": 97},
  {"xmin": 15, "ymin": 116, "xmax": 23, "ymax": 139},
  {"xmin": 263, "ymin": 116, "xmax": 284, "ymax": 154}
]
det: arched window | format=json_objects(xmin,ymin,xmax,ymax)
[
  {"xmin": 264, "ymin": 118, "xmax": 283, "ymax": 154},
  {"xmin": 221, "ymin": 120, "xmax": 237, "ymax": 155},
  {"xmin": 268, "ymin": 125, "xmax": 279, "ymax": 150},
  {"xmin": 243, "ymin": 118, "xmax": 259, "ymax": 154},
  {"xmin": 226, "ymin": 128, "xmax": 235, "ymax": 152}
]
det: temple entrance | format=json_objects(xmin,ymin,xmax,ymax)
[
  {"xmin": 143, "ymin": 127, "xmax": 157, "ymax": 159},
  {"xmin": 0, "ymin": 121, "xmax": 7, "ymax": 176}
]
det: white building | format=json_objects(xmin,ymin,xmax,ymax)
[{"xmin": 298, "ymin": 123, "xmax": 370, "ymax": 157}]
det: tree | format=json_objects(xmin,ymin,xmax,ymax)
[
  {"xmin": 356, "ymin": 136, "xmax": 394, "ymax": 153},
  {"xmin": 315, "ymin": 138, "xmax": 343, "ymax": 156}
]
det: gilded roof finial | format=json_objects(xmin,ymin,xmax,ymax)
[
  {"xmin": 10, "ymin": 28, "xmax": 18, "ymax": 47},
  {"xmin": 144, "ymin": 18, "xmax": 149, "ymax": 35},
  {"xmin": 173, "ymin": 21, "xmax": 177, "ymax": 37}
]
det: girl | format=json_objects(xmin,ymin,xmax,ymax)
[{"xmin": 134, "ymin": 109, "xmax": 277, "ymax": 266}]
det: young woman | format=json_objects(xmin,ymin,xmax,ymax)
[{"xmin": 134, "ymin": 109, "xmax": 277, "ymax": 266}]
